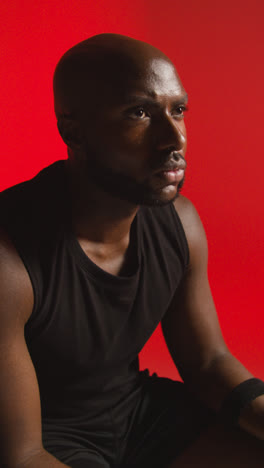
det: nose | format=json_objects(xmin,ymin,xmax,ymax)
[{"xmin": 155, "ymin": 114, "xmax": 186, "ymax": 152}]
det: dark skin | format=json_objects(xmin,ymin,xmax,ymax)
[{"xmin": 0, "ymin": 34, "xmax": 264, "ymax": 468}]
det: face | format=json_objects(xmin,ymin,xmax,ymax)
[{"xmin": 79, "ymin": 57, "xmax": 188, "ymax": 206}]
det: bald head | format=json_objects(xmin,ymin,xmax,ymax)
[
  {"xmin": 53, "ymin": 34, "xmax": 187, "ymax": 206},
  {"xmin": 53, "ymin": 33, "xmax": 176, "ymax": 120}
]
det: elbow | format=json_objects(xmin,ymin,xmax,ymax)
[{"xmin": 179, "ymin": 346, "xmax": 232, "ymax": 383}]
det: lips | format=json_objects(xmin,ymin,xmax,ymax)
[
  {"xmin": 151, "ymin": 158, "xmax": 186, "ymax": 186},
  {"xmin": 154, "ymin": 160, "xmax": 186, "ymax": 174}
]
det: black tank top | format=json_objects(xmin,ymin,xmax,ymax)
[{"xmin": 0, "ymin": 161, "xmax": 189, "ymax": 420}]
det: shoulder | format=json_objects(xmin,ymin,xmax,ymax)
[
  {"xmin": 1, "ymin": 161, "xmax": 67, "ymax": 237},
  {"xmin": 173, "ymin": 195, "xmax": 208, "ymax": 269},
  {"xmin": 0, "ymin": 160, "xmax": 65, "ymax": 208},
  {"xmin": 0, "ymin": 227, "xmax": 33, "ymax": 328},
  {"xmin": 173, "ymin": 195, "xmax": 205, "ymax": 235}
]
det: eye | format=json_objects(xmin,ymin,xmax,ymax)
[
  {"xmin": 128, "ymin": 107, "xmax": 149, "ymax": 120},
  {"xmin": 172, "ymin": 105, "xmax": 189, "ymax": 118}
]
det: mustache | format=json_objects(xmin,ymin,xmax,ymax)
[{"xmin": 151, "ymin": 151, "xmax": 187, "ymax": 173}]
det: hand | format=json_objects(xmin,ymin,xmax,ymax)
[
  {"xmin": 239, "ymin": 394, "xmax": 264, "ymax": 440},
  {"xmin": 13, "ymin": 449, "xmax": 71, "ymax": 468}
]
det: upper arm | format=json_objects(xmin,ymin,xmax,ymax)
[
  {"xmin": 0, "ymin": 228, "xmax": 44, "ymax": 466},
  {"xmin": 162, "ymin": 196, "xmax": 229, "ymax": 379}
]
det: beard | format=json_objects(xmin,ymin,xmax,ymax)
[{"xmin": 81, "ymin": 151, "xmax": 185, "ymax": 206}]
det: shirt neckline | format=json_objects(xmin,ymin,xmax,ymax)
[
  {"xmin": 51, "ymin": 160, "xmax": 142, "ymax": 291},
  {"xmin": 66, "ymin": 211, "xmax": 142, "ymax": 292}
]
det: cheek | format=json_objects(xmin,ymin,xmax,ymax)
[
  {"xmin": 112, "ymin": 122, "xmax": 148, "ymax": 147},
  {"xmin": 106, "ymin": 125, "xmax": 150, "ymax": 162},
  {"xmin": 181, "ymin": 122, "xmax": 187, "ymax": 152},
  {"xmin": 82, "ymin": 117, "xmax": 151, "ymax": 173}
]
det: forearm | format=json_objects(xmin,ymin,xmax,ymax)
[
  {"xmin": 238, "ymin": 394, "xmax": 264, "ymax": 440},
  {"xmin": 6, "ymin": 448, "xmax": 71, "ymax": 468},
  {"xmin": 182, "ymin": 351, "xmax": 253, "ymax": 410},
  {"xmin": 182, "ymin": 351, "xmax": 264, "ymax": 439}
]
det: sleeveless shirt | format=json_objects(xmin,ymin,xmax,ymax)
[{"xmin": 0, "ymin": 161, "xmax": 189, "ymax": 421}]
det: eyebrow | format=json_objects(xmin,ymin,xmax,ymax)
[{"xmin": 122, "ymin": 92, "xmax": 189, "ymax": 107}]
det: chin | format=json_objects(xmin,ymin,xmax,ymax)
[
  {"xmin": 95, "ymin": 172, "xmax": 184, "ymax": 207},
  {"xmin": 139, "ymin": 187, "xmax": 180, "ymax": 207},
  {"xmin": 148, "ymin": 180, "xmax": 184, "ymax": 207}
]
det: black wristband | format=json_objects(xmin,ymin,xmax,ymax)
[{"xmin": 220, "ymin": 378, "xmax": 264, "ymax": 425}]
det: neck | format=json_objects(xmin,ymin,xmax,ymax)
[{"xmin": 65, "ymin": 159, "xmax": 139, "ymax": 245}]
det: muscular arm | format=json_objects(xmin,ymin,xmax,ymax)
[
  {"xmin": 161, "ymin": 196, "xmax": 264, "ymax": 439},
  {"xmin": 0, "ymin": 228, "xmax": 70, "ymax": 467}
]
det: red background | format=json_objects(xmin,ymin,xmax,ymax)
[{"xmin": 1, "ymin": 1, "xmax": 263, "ymax": 380}]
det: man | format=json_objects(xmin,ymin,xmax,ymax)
[{"xmin": 0, "ymin": 33, "xmax": 264, "ymax": 468}]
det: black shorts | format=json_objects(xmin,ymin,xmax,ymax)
[{"xmin": 43, "ymin": 373, "xmax": 215, "ymax": 468}]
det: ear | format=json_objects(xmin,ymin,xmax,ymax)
[{"xmin": 57, "ymin": 116, "xmax": 83, "ymax": 150}]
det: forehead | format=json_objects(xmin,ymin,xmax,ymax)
[
  {"xmin": 70, "ymin": 53, "xmax": 187, "ymax": 119},
  {"xmin": 143, "ymin": 58, "xmax": 184, "ymax": 97},
  {"xmin": 110, "ymin": 57, "xmax": 185, "ymax": 103},
  {"xmin": 85, "ymin": 55, "xmax": 184, "ymax": 102},
  {"xmin": 54, "ymin": 38, "xmax": 186, "ymax": 117}
]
